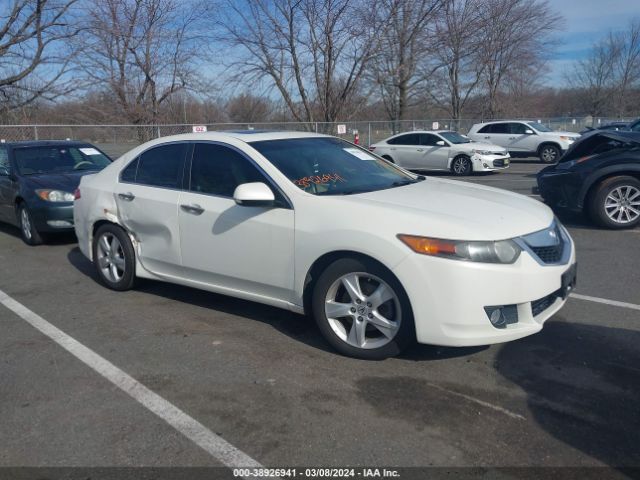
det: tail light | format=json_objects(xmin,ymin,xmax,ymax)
[{"xmin": 74, "ymin": 188, "xmax": 81, "ymax": 200}]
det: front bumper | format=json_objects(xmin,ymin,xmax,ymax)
[
  {"xmin": 471, "ymin": 154, "xmax": 511, "ymax": 171},
  {"xmin": 393, "ymin": 243, "xmax": 576, "ymax": 347},
  {"xmin": 29, "ymin": 202, "xmax": 75, "ymax": 232},
  {"xmin": 536, "ymin": 169, "xmax": 583, "ymax": 211}
]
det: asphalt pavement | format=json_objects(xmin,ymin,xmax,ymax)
[{"xmin": 0, "ymin": 159, "xmax": 638, "ymax": 477}]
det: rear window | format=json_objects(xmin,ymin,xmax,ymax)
[{"xmin": 14, "ymin": 145, "xmax": 111, "ymax": 175}]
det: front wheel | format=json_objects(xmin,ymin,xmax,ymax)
[
  {"xmin": 451, "ymin": 155, "xmax": 472, "ymax": 176},
  {"xmin": 92, "ymin": 224, "xmax": 137, "ymax": 290},
  {"xmin": 311, "ymin": 258, "xmax": 415, "ymax": 359},
  {"xmin": 539, "ymin": 144, "xmax": 561, "ymax": 163},
  {"xmin": 18, "ymin": 204, "xmax": 43, "ymax": 246},
  {"xmin": 588, "ymin": 176, "xmax": 640, "ymax": 229}
]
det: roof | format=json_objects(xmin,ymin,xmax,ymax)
[
  {"xmin": 0, "ymin": 140, "xmax": 93, "ymax": 148},
  {"xmin": 170, "ymin": 130, "xmax": 331, "ymax": 143}
]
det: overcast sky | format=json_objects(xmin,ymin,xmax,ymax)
[{"xmin": 548, "ymin": 0, "xmax": 640, "ymax": 84}]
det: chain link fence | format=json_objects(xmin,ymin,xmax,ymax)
[{"xmin": 0, "ymin": 117, "xmax": 633, "ymax": 158}]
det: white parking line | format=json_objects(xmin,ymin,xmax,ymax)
[
  {"xmin": 570, "ymin": 293, "xmax": 640, "ymax": 311},
  {"xmin": 0, "ymin": 289, "xmax": 263, "ymax": 474}
]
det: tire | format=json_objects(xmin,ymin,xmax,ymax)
[
  {"xmin": 92, "ymin": 223, "xmax": 137, "ymax": 290},
  {"xmin": 451, "ymin": 155, "xmax": 472, "ymax": 176},
  {"xmin": 311, "ymin": 257, "xmax": 415, "ymax": 359},
  {"xmin": 538, "ymin": 144, "xmax": 561, "ymax": 163},
  {"xmin": 587, "ymin": 176, "xmax": 640, "ymax": 229},
  {"xmin": 17, "ymin": 203, "xmax": 43, "ymax": 246},
  {"xmin": 382, "ymin": 155, "xmax": 395, "ymax": 163}
]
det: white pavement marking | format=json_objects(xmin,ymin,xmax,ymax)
[
  {"xmin": 426, "ymin": 382, "xmax": 525, "ymax": 420},
  {"xmin": 570, "ymin": 293, "xmax": 640, "ymax": 311},
  {"xmin": 0, "ymin": 289, "xmax": 264, "ymax": 475}
]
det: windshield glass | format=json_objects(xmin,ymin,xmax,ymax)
[
  {"xmin": 15, "ymin": 146, "xmax": 111, "ymax": 175},
  {"xmin": 529, "ymin": 122, "xmax": 552, "ymax": 132},
  {"xmin": 438, "ymin": 131, "xmax": 470, "ymax": 144},
  {"xmin": 251, "ymin": 137, "xmax": 419, "ymax": 195}
]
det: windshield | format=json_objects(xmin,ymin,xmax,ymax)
[
  {"xmin": 438, "ymin": 131, "xmax": 470, "ymax": 144},
  {"xmin": 15, "ymin": 145, "xmax": 111, "ymax": 175},
  {"xmin": 251, "ymin": 137, "xmax": 420, "ymax": 195},
  {"xmin": 529, "ymin": 122, "xmax": 553, "ymax": 132}
]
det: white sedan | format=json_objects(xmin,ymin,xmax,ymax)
[
  {"xmin": 74, "ymin": 131, "xmax": 576, "ymax": 359},
  {"xmin": 370, "ymin": 130, "xmax": 510, "ymax": 175}
]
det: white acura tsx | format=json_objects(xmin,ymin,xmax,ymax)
[{"xmin": 74, "ymin": 131, "xmax": 577, "ymax": 359}]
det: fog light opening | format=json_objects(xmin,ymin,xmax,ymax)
[{"xmin": 484, "ymin": 305, "xmax": 518, "ymax": 329}]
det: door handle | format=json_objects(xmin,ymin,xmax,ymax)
[
  {"xmin": 180, "ymin": 203, "xmax": 204, "ymax": 215},
  {"xmin": 118, "ymin": 192, "xmax": 135, "ymax": 201},
  {"xmin": 416, "ymin": 148, "xmax": 424, "ymax": 152},
  {"xmin": 509, "ymin": 137, "xmax": 516, "ymax": 140},
  {"xmin": 484, "ymin": 136, "xmax": 490, "ymax": 139}
]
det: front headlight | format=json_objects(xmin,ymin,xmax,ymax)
[
  {"xmin": 397, "ymin": 234, "xmax": 521, "ymax": 264},
  {"xmin": 559, "ymin": 136, "xmax": 575, "ymax": 143},
  {"xmin": 471, "ymin": 149, "xmax": 496, "ymax": 156},
  {"xmin": 36, "ymin": 189, "xmax": 75, "ymax": 202}
]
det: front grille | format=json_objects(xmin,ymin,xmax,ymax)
[
  {"xmin": 494, "ymin": 159, "xmax": 505, "ymax": 167},
  {"xmin": 531, "ymin": 244, "xmax": 563, "ymax": 263},
  {"xmin": 520, "ymin": 221, "xmax": 568, "ymax": 265},
  {"xmin": 531, "ymin": 289, "xmax": 561, "ymax": 317}
]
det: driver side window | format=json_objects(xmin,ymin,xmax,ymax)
[{"xmin": 510, "ymin": 123, "xmax": 528, "ymax": 135}]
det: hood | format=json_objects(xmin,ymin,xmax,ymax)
[
  {"xmin": 22, "ymin": 171, "xmax": 95, "ymax": 192},
  {"xmin": 463, "ymin": 142, "xmax": 507, "ymax": 153},
  {"xmin": 540, "ymin": 131, "xmax": 580, "ymax": 139},
  {"xmin": 559, "ymin": 130, "xmax": 640, "ymax": 163},
  {"xmin": 337, "ymin": 178, "xmax": 554, "ymax": 241}
]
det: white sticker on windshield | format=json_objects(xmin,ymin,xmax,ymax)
[
  {"xmin": 79, "ymin": 147, "xmax": 101, "ymax": 156},
  {"xmin": 343, "ymin": 148, "xmax": 376, "ymax": 160}
]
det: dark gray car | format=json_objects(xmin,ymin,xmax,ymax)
[{"xmin": 0, "ymin": 141, "xmax": 112, "ymax": 245}]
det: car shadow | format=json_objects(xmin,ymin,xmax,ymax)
[
  {"xmin": 0, "ymin": 222, "xmax": 77, "ymax": 245},
  {"xmin": 66, "ymin": 246, "xmax": 480, "ymax": 361},
  {"xmin": 496, "ymin": 319, "xmax": 640, "ymax": 468}
]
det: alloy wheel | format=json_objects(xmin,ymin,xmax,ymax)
[
  {"xmin": 324, "ymin": 272, "xmax": 401, "ymax": 349},
  {"xmin": 96, "ymin": 232, "xmax": 126, "ymax": 282},
  {"xmin": 541, "ymin": 147, "xmax": 558, "ymax": 162},
  {"xmin": 604, "ymin": 185, "xmax": 640, "ymax": 224},
  {"xmin": 20, "ymin": 208, "xmax": 32, "ymax": 241},
  {"xmin": 453, "ymin": 157, "xmax": 469, "ymax": 174}
]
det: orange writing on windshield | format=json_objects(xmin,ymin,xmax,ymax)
[{"xmin": 294, "ymin": 173, "xmax": 346, "ymax": 188}]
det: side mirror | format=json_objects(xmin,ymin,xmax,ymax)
[
  {"xmin": 233, "ymin": 182, "xmax": 275, "ymax": 207},
  {"xmin": 436, "ymin": 140, "xmax": 446, "ymax": 146},
  {"xmin": 525, "ymin": 129, "xmax": 534, "ymax": 135}
]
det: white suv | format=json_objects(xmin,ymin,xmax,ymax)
[{"xmin": 467, "ymin": 121, "xmax": 580, "ymax": 163}]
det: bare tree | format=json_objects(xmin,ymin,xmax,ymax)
[
  {"xmin": 427, "ymin": 0, "xmax": 484, "ymax": 125},
  {"xmin": 477, "ymin": 0, "xmax": 562, "ymax": 119},
  {"xmin": 76, "ymin": 0, "xmax": 206, "ymax": 135},
  {"xmin": 226, "ymin": 93, "xmax": 272, "ymax": 123},
  {"xmin": 217, "ymin": 0, "xmax": 381, "ymax": 126},
  {"xmin": 610, "ymin": 19, "xmax": 640, "ymax": 117},
  {"xmin": 0, "ymin": 0, "xmax": 79, "ymax": 114},
  {"xmin": 369, "ymin": 0, "xmax": 441, "ymax": 125}
]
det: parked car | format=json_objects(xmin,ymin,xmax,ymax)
[
  {"xmin": 537, "ymin": 130, "xmax": 640, "ymax": 229},
  {"xmin": 0, "ymin": 140, "xmax": 112, "ymax": 245},
  {"xmin": 369, "ymin": 130, "xmax": 510, "ymax": 175},
  {"xmin": 74, "ymin": 131, "xmax": 576, "ymax": 359},
  {"xmin": 580, "ymin": 118, "xmax": 640, "ymax": 134},
  {"xmin": 468, "ymin": 120, "xmax": 581, "ymax": 163}
]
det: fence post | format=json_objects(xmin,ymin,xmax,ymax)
[
  {"xmin": 315, "ymin": 122, "xmax": 318, "ymax": 133},
  {"xmin": 157, "ymin": 125, "xmax": 161, "ymax": 138},
  {"xmin": 33, "ymin": 125, "xmax": 38, "ymax": 140}
]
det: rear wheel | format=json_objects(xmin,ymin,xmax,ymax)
[
  {"xmin": 311, "ymin": 257, "xmax": 414, "ymax": 359},
  {"xmin": 539, "ymin": 144, "xmax": 561, "ymax": 163},
  {"xmin": 92, "ymin": 224, "xmax": 137, "ymax": 290},
  {"xmin": 588, "ymin": 176, "xmax": 640, "ymax": 229},
  {"xmin": 18, "ymin": 204, "xmax": 43, "ymax": 246},
  {"xmin": 451, "ymin": 155, "xmax": 472, "ymax": 176}
]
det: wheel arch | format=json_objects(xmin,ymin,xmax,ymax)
[
  {"xmin": 302, "ymin": 250, "xmax": 410, "ymax": 317},
  {"xmin": 537, "ymin": 141, "xmax": 561, "ymax": 155},
  {"xmin": 580, "ymin": 166, "xmax": 640, "ymax": 210},
  {"xmin": 381, "ymin": 154, "xmax": 394, "ymax": 163}
]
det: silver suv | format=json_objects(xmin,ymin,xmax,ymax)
[{"xmin": 468, "ymin": 120, "xmax": 580, "ymax": 163}]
